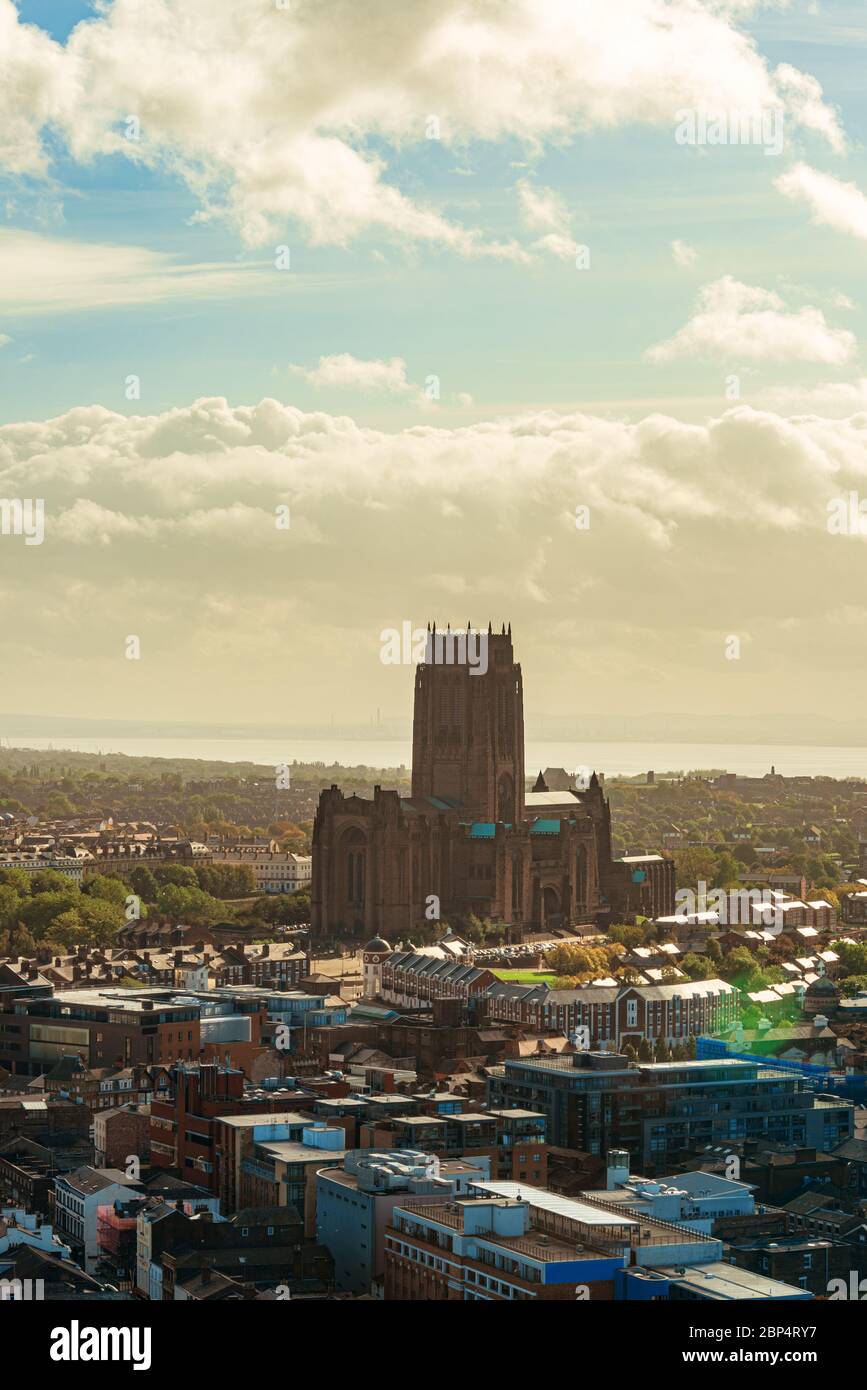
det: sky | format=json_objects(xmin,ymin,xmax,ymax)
[{"xmin": 2, "ymin": 0, "xmax": 867, "ymax": 736}]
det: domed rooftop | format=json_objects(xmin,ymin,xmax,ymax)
[
  {"xmin": 364, "ymin": 936, "xmax": 391, "ymax": 954},
  {"xmin": 807, "ymin": 976, "xmax": 837, "ymax": 994}
]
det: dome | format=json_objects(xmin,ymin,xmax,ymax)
[
  {"xmin": 364, "ymin": 936, "xmax": 391, "ymax": 954},
  {"xmin": 807, "ymin": 976, "xmax": 837, "ymax": 994}
]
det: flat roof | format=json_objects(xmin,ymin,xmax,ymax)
[
  {"xmin": 218, "ymin": 1111, "xmax": 311, "ymax": 1129},
  {"xmin": 259, "ymin": 1141, "xmax": 347, "ymax": 1163},
  {"xmin": 486, "ymin": 1108, "xmax": 546, "ymax": 1120},
  {"xmin": 470, "ymin": 1179, "xmax": 639, "ymax": 1229},
  {"xmin": 657, "ymin": 1261, "xmax": 810, "ymax": 1301}
]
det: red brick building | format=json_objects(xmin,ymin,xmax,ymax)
[{"xmin": 312, "ymin": 627, "xmax": 674, "ymax": 940}]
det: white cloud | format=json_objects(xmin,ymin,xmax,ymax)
[
  {"xmin": 0, "ymin": 0, "xmax": 845, "ymax": 252},
  {"xmin": 645, "ymin": 276, "xmax": 856, "ymax": 365},
  {"xmin": 775, "ymin": 163, "xmax": 867, "ymax": 242},
  {"xmin": 289, "ymin": 354, "xmax": 417, "ymax": 395},
  {"xmin": 4, "ymin": 391, "xmax": 867, "ymax": 720},
  {"xmin": 671, "ymin": 239, "xmax": 698, "ymax": 268},
  {"xmin": 517, "ymin": 179, "xmax": 578, "ymax": 260},
  {"xmin": 0, "ymin": 228, "xmax": 272, "ymax": 315},
  {"xmin": 760, "ymin": 379, "xmax": 867, "ymax": 417}
]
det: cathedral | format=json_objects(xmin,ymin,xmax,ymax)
[{"xmin": 310, "ymin": 624, "xmax": 674, "ymax": 939}]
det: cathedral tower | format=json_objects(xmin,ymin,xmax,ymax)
[{"xmin": 411, "ymin": 622, "xmax": 525, "ymax": 823}]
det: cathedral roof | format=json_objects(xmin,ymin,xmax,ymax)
[
  {"xmin": 530, "ymin": 818, "xmax": 568, "ymax": 835},
  {"xmin": 525, "ymin": 790, "xmax": 583, "ymax": 809},
  {"xmin": 399, "ymin": 795, "xmax": 462, "ymax": 816}
]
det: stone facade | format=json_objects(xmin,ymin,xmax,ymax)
[{"xmin": 312, "ymin": 625, "xmax": 674, "ymax": 939}]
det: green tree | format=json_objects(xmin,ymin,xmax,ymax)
[
  {"xmin": 130, "ymin": 865, "xmax": 159, "ymax": 903},
  {"xmin": 681, "ymin": 952, "xmax": 717, "ymax": 981},
  {"xmin": 673, "ymin": 847, "xmax": 719, "ymax": 891},
  {"xmin": 719, "ymin": 946, "xmax": 758, "ymax": 982},
  {"xmin": 839, "ymin": 975, "xmax": 867, "ymax": 998},
  {"xmin": 83, "ymin": 874, "xmax": 129, "ymax": 906}
]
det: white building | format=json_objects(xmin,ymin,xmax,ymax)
[
  {"xmin": 210, "ymin": 849, "xmax": 312, "ymax": 895},
  {"xmin": 53, "ymin": 1167, "xmax": 141, "ymax": 1273}
]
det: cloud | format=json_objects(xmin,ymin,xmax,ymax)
[
  {"xmin": 760, "ymin": 378, "xmax": 867, "ymax": 417},
  {"xmin": 0, "ymin": 228, "xmax": 273, "ymax": 316},
  {"xmin": 775, "ymin": 163, "xmax": 867, "ymax": 242},
  {"xmin": 289, "ymin": 354, "xmax": 417, "ymax": 396},
  {"xmin": 4, "ymin": 391, "xmax": 867, "ymax": 720},
  {"xmin": 645, "ymin": 276, "xmax": 857, "ymax": 365},
  {"xmin": 517, "ymin": 179, "xmax": 578, "ymax": 260},
  {"xmin": 0, "ymin": 0, "xmax": 845, "ymax": 252},
  {"xmin": 671, "ymin": 239, "xmax": 698, "ymax": 268}
]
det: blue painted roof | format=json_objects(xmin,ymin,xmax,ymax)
[
  {"xmin": 469, "ymin": 822, "xmax": 496, "ymax": 838},
  {"xmin": 530, "ymin": 818, "xmax": 562, "ymax": 835}
]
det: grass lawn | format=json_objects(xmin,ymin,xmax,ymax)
[{"xmin": 491, "ymin": 969, "xmax": 557, "ymax": 985}]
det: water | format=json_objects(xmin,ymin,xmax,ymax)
[{"xmin": 5, "ymin": 735, "xmax": 867, "ymax": 779}]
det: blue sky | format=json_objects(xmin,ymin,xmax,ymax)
[
  {"xmin": 4, "ymin": 0, "xmax": 867, "ymax": 732},
  {"xmin": 3, "ymin": 0, "xmax": 867, "ymax": 429}
]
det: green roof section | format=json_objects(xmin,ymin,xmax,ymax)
[{"xmin": 530, "ymin": 818, "xmax": 563, "ymax": 835}]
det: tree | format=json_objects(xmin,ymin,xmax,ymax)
[
  {"xmin": 153, "ymin": 865, "xmax": 198, "ymax": 890},
  {"xmin": 0, "ymin": 869, "xmax": 31, "ymax": 896},
  {"xmin": 618, "ymin": 967, "xmax": 645, "ymax": 986},
  {"xmin": 681, "ymin": 952, "xmax": 717, "ymax": 982},
  {"xmin": 607, "ymin": 924, "xmax": 647, "ymax": 950},
  {"xmin": 835, "ymin": 943, "xmax": 867, "ymax": 977},
  {"xmin": 83, "ymin": 875, "xmax": 129, "ymax": 906},
  {"xmin": 130, "ymin": 866, "xmax": 159, "ymax": 904},
  {"xmin": 30, "ymin": 869, "xmax": 76, "ymax": 895},
  {"xmin": 719, "ymin": 946, "xmax": 758, "ymax": 982},
  {"xmin": 0, "ymin": 884, "xmax": 23, "ymax": 932},
  {"xmin": 637, "ymin": 1038, "xmax": 653, "ymax": 1062},
  {"xmin": 20, "ymin": 888, "xmax": 81, "ymax": 937},
  {"xmin": 839, "ymin": 975, "xmax": 867, "ymax": 998},
  {"xmin": 673, "ymin": 848, "xmax": 718, "ymax": 891},
  {"xmin": 155, "ymin": 883, "xmax": 227, "ymax": 924},
  {"xmin": 713, "ymin": 852, "xmax": 741, "ymax": 889}
]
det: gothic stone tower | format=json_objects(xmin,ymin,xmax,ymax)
[{"xmin": 411, "ymin": 622, "xmax": 525, "ymax": 824}]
